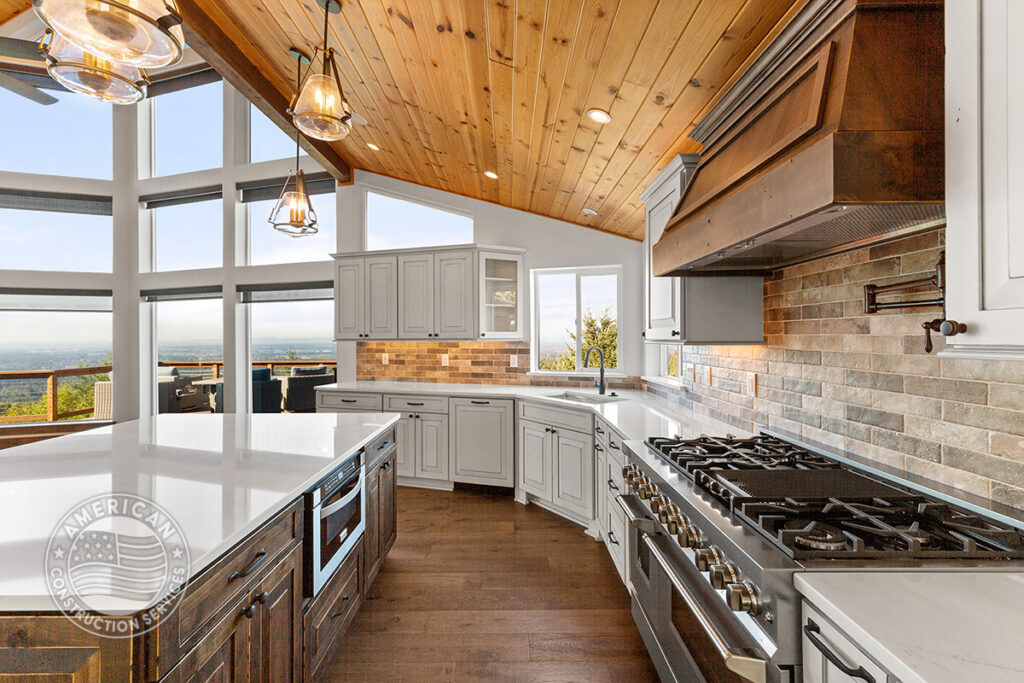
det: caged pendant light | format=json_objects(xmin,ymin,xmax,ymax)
[
  {"xmin": 40, "ymin": 29, "xmax": 148, "ymax": 104},
  {"xmin": 33, "ymin": 0, "xmax": 184, "ymax": 68},
  {"xmin": 269, "ymin": 49, "xmax": 318, "ymax": 238},
  {"xmin": 291, "ymin": 0, "xmax": 352, "ymax": 142}
]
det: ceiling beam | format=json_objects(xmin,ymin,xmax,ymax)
[{"xmin": 175, "ymin": 0, "xmax": 352, "ymax": 184}]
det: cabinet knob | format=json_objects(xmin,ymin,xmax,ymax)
[{"xmin": 671, "ymin": 330, "xmax": 680, "ymax": 337}]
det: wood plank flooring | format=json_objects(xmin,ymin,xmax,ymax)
[{"xmin": 317, "ymin": 486, "xmax": 659, "ymax": 682}]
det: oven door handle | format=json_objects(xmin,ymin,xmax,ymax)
[
  {"xmin": 319, "ymin": 471, "xmax": 363, "ymax": 519},
  {"xmin": 642, "ymin": 533, "xmax": 768, "ymax": 683},
  {"xmin": 614, "ymin": 494, "xmax": 660, "ymax": 535}
]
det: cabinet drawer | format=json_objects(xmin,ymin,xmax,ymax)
[
  {"xmin": 176, "ymin": 501, "xmax": 302, "ymax": 650},
  {"xmin": 606, "ymin": 499, "xmax": 626, "ymax": 582},
  {"xmin": 317, "ymin": 391, "xmax": 383, "ymax": 411},
  {"xmin": 594, "ymin": 418, "xmax": 611, "ymax": 449},
  {"xmin": 802, "ymin": 602, "xmax": 888, "ymax": 683},
  {"xmin": 604, "ymin": 429, "xmax": 626, "ymax": 466},
  {"xmin": 519, "ymin": 400, "xmax": 593, "ymax": 434},
  {"xmin": 384, "ymin": 393, "xmax": 448, "ymax": 414},
  {"xmin": 304, "ymin": 539, "xmax": 363, "ymax": 679},
  {"xmin": 364, "ymin": 426, "xmax": 397, "ymax": 471}
]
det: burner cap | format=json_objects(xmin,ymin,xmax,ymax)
[{"xmin": 784, "ymin": 520, "xmax": 848, "ymax": 551}]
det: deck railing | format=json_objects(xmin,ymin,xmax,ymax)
[
  {"xmin": 0, "ymin": 365, "xmax": 112, "ymax": 423},
  {"xmin": 1, "ymin": 360, "xmax": 336, "ymax": 425}
]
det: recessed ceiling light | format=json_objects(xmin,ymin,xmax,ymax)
[
  {"xmin": 483, "ymin": 171, "xmax": 499, "ymax": 180},
  {"xmin": 582, "ymin": 208, "xmax": 598, "ymax": 216},
  {"xmin": 367, "ymin": 142, "xmax": 380, "ymax": 151},
  {"xmin": 586, "ymin": 108, "xmax": 612, "ymax": 124}
]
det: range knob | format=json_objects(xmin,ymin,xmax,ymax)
[
  {"xmin": 725, "ymin": 581, "xmax": 762, "ymax": 616},
  {"xmin": 622, "ymin": 464, "xmax": 638, "ymax": 480},
  {"xmin": 637, "ymin": 480, "xmax": 658, "ymax": 499},
  {"xmin": 708, "ymin": 562, "xmax": 741, "ymax": 590},
  {"xmin": 657, "ymin": 503, "xmax": 680, "ymax": 525},
  {"xmin": 649, "ymin": 495, "xmax": 670, "ymax": 514},
  {"xmin": 694, "ymin": 546, "xmax": 724, "ymax": 572},
  {"xmin": 676, "ymin": 521, "xmax": 705, "ymax": 549}
]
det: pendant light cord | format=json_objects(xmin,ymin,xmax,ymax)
[{"xmin": 294, "ymin": 53, "xmax": 302, "ymax": 173}]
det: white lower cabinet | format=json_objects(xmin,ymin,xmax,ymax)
[
  {"xmin": 802, "ymin": 602, "xmax": 890, "ymax": 683},
  {"xmin": 595, "ymin": 443, "xmax": 608, "ymax": 535},
  {"xmin": 449, "ymin": 398, "xmax": 514, "ymax": 487},
  {"xmin": 517, "ymin": 410, "xmax": 594, "ymax": 523},
  {"xmin": 596, "ymin": 417, "xmax": 627, "ymax": 581},
  {"xmin": 414, "ymin": 413, "xmax": 449, "ymax": 480},
  {"xmin": 394, "ymin": 414, "xmax": 416, "ymax": 477}
]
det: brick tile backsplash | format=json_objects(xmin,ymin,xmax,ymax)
[
  {"xmin": 644, "ymin": 229, "xmax": 1024, "ymax": 511},
  {"xmin": 356, "ymin": 341, "xmax": 640, "ymax": 389}
]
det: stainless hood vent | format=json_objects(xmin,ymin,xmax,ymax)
[{"xmin": 653, "ymin": 0, "xmax": 944, "ymax": 275}]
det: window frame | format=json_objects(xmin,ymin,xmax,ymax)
[
  {"xmin": 362, "ymin": 185, "xmax": 474, "ymax": 251},
  {"xmin": 530, "ymin": 265, "xmax": 623, "ymax": 376}
]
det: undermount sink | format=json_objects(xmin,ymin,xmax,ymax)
[{"xmin": 545, "ymin": 391, "xmax": 626, "ymax": 405}]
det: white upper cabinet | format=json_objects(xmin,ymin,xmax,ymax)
[
  {"xmin": 946, "ymin": 0, "xmax": 1024, "ymax": 352},
  {"xmin": 333, "ymin": 244, "xmax": 524, "ymax": 342},
  {"xmin": 642, "ymin": 154, "xmax": 696, "ymax": 342},
  {"xmin": 333, "ymin": 256, "xmax": 397, "ymax": 340},
  {"xmin": 434, "ymin": 250, "xmax": 475, "ymax": 339},
  {"xmin": 478, "ymin": 251, "xmax": 524, "ymax": 340},
  {"xmin": 398, "ymin": 253, "xmax": 435, "ymax": 339},
  {"xmin": 641, "ymin": 154, "xmax": 763, "ymax": 345}
]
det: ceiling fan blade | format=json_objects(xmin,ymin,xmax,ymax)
[
  {"xmin": 0, "ymin": 70, "xmax": 58, "ymax": 105},
  {"xmin": 0, "ymin": 37, "xmax": 45, "ymax": 63},
  {"xmin": 349, "ymin": 112, "xmax": 368, "ymax": 126}
]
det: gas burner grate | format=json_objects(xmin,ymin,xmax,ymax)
[{"xmin": 645, "ymin": 434, "xmax": 839, "ymax": 483}]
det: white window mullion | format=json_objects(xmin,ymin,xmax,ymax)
[{"xmin": 574, "ymin": 271, "xmax": 583, "ymax": 372}]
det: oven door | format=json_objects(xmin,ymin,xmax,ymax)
[
  {"xmin": 310, "ymin": 463, "xmax": 364, "ymax": 595},
  {"xmin": 618, "ymin": 494, "xmax": 773, "ymax": 683}
]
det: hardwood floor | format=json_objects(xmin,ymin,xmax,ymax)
[{"xmin": 317, "ymin": 486, "xmax": 659, "ymax": 682}]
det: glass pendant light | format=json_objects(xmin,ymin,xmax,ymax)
[
  {"xmin": 291, "ymin": 0, "xmax": 352, "ymax": 142},
  {"xmin": 42, "ymin": 30, "xmax": 148, "ymax": 104},
  {"xmin": 270, "ymin": 50, "xmax": 318, "ymax": 238},
  {"xmin": 33, "ymin": 0, "xmax": 184, "ymax": 68}
]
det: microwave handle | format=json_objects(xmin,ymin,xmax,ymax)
[
  {"xmin": 642, "ymin": 532, "xmax": 768, "ymax": 683},
  {"xmin": 319, "ymin": 470, "xmax": 363, "ymax": 519}
]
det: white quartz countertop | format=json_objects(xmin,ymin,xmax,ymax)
[
  {"xmin": 0, "ymin": 412, "xmax": 398, "ymax": 611},
  {"xmin": 316, "ymin": 381, "xmax": 741, "ymax": 441},
  {"xmin": 795, "ymin": 572, "xmax": 1024, "ymax": 683}
]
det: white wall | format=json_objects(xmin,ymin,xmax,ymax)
[{"xmin": 337, "ymin": 170, "xmax": 646, "ymax": 377}]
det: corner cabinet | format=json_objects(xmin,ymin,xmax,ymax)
[
  {"xmin": 333, "ymin": 244, "xmax": 526, "ymax": 342},
  {"xmin": 945, "ymin": 0, "xmax": 1024, "ymax": 352},
  {"xmin": 641, "ymin": 154, "xmax": 763, "ymax": 345}
]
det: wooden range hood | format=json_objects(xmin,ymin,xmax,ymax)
[{"xmin": 653, "ymin": 0, "xmax": 944, "ymax": 276}]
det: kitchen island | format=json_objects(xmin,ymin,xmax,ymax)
[{"xmin": 0, "ymin": 412, "xmax": 398, "ymax": 682}]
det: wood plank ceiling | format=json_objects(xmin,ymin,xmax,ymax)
[
  {"xmin": 0, "ymin": 0, "xmax": 29, "ymax": 26},
  {"xmin": 2, "ymin": 0, "xmax": 804, "ymax": 240}
]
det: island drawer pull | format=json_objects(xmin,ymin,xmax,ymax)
[
  {"xmin": 803, "ymin": 620, "xmax": 875, "ymax": 682},
  {"xmin": 229, "ymin": 548, "xmax": 267, "ymax": 582},
  {"xmin": 330, "ymin": 595, "xmax": 351, "ymax": 618}
]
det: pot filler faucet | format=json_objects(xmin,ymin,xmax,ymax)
[{"xmin": 584, "ymin": 346, "xmax": 606, "ymax": 395}]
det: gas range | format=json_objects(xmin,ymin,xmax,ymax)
[{"xmin": 620, "ymin": 431, "xmax": 1024, "ymax": 683}]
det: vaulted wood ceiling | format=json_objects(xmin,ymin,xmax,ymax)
[
  {"xmin": 3, "ymin": 0, "xmax": 805, "ymax": 239},
  {"xmin": 0, "ymin": 0, "xmax": 28, "ymax": 26}
]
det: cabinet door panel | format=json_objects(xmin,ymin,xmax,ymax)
[
  {"xmin": 479, "ymin": 251, "xmax": 524, "ymax": 340},
  {"xmin": 450, "ymin": 398, "xmax": 514, "ymax": 486},
  {"xmin": 363, "ymin": 464, "xmax": 382, "ymax": 589},
  {"xmin": 161, "ymin": 598, "xmax": 252, "ymax": 683},
  {"xmin": 595, "ymin": 444, "xmax": 607, "ymax": 535},
  {"xmin": 334, "ymin": 259, "xmax": 364, "ymax": 340},
  {"xmin": 518, "ymin": 421, "xmax": 551, "ymax": 501},
  {"xmin": 252, "ymin": 544, "xmax": 302, "ymax": 683},
  {"xmin": 553, "ymin": 430, "xmax": 594, "ymax": 519},
  {"xmin": 365, "ymin": 256, "xmax": 398, "ymax": 338},
  {"xmin": 646, "ymin": 189, "xmax": 680, "ymax": 339},
  {"xmin": 395, "ymin": 414, "xmax": 416, "ymax": 477},
  {"xmin": 434, "ymin": 251, "xmax": 475, "ymax": 339},
  {"xmin": 379, "ymin": 451, "xmax": 397, "ymax": 556},
  {"xmin": 415, "ymin": 414, "xmax": 449, "ymax": 480},
  {"xmin": 398, "ymin": 254, "xmax": 435, "ymax": 338}
]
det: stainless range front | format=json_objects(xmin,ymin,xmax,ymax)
[{"xmin": 621, "ymin": 432, "xmax": 1024, "ymax": 683}]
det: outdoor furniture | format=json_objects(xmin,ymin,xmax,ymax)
[
  {"xmin": 157, "ymin": 367, "xmax": 206, "ymax": 413},
  {"xmin": 93, "ymin": 380, "xmax": 112, "ymax": 420},
  {"xmin": 280, "ymin": 365, "xmax": 336, "ymax": 412},
  {"xmin": 209, "ymin": 369, "xmax": 282, "ymax": 413}
]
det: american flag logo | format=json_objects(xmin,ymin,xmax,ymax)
[{"xmin": 68, "ymin": 530, "xmax": 169, "ymax": 604}]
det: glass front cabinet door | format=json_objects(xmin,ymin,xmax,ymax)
[{"xmin": 479, "ymin": 250, "xmax": 524, "ymax": 340}]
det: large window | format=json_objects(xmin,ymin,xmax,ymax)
[
  {"xmin": 155, "ymin": 297, "xmax": 223, "ymax": 414},
  {"xmin": 0, "ymin": 305, "xmax": 112, "ymax": 423},
  {"xmin": 248, "ymin": 191, "xmax": 336, "ymax": 265},
  {"xmin": 0, "ymin": 87, "xmax": 111, "ymax": 179},
  {"xmin": 0, "ymin": 208, "xmax": 112, "ymax": 272},
  {"xmin": 154, "ymin": 199, "xmax": 222, "ymax": 271},
  {"xmin": 154, "ymin": 81, "xmax": 223, "ymax": 177},
  {"xmin": 365, "ymin": 191, "xmax": 472, "ymax": 250},
  {"xmin": 249, "ymin": 104, "xmax": 299, "ymax": 164},
  {"xmin": 532, "ymin": 267, "xmax": 621, "ymax": 373},
  {"xmin": 659, "ymin": 345, "xmax": 681, "ymax": 383}
]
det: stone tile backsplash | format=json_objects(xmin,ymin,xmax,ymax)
[{"xmin": 644, "ymin": 229, "xmax": 1024, "ymax": 511}]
